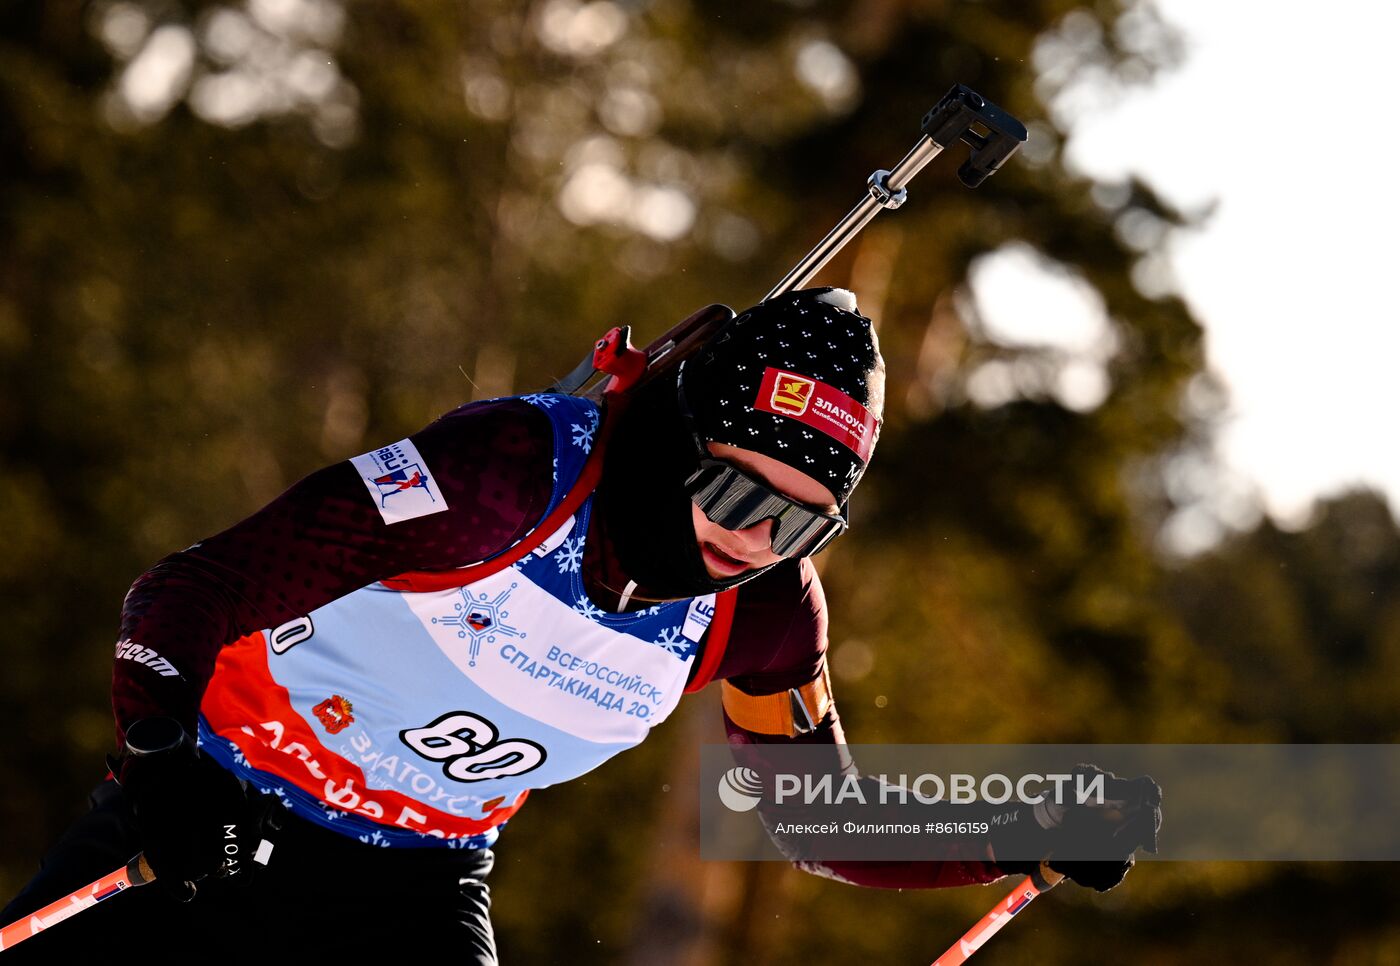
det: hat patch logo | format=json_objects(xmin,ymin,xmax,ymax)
[
  {"xmin": 770, "ymin": 372, "xmax": 815, "ymax": 415},
  {"xmin": 753, "ymin": 366, "xmax": 879, "ymax": 462}
]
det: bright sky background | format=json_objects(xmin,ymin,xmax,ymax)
[
  {"xmin": 1069, "ymin": 1, "xmax": 1400, "ymax": 532},
  {"xmin": 972, "ymin": 2, "xmax": 1400, "ymax": 548}
]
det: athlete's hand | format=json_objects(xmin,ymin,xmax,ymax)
[
  {"xmin": 999, "ymin": 763, "xmax": 1161, "ymax": 892},
  {"xmin": 115, "ymin": 717, "xmax": 258, "ymax": 901}
]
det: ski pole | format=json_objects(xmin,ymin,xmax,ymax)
[
  {"xmin": 0, "ymin": 854, "xmax": 155, "ymax": 952},
  {"xmin": 1, "ymin": 818, "xmax": 277, "ymax": 954},
  {"xmin": 929, "ymin": 861, "xmax": 1063, "ymax": 966}
]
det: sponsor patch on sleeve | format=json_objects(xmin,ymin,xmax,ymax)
[
  {"xmin": 114, "ymin": 639, "xmax": 182, "ymax": 678},
  {"xmin": 350, "ymin": 438, "xmax": 449, "ymax": 524},
  {"xmin": 754, "ymin": 367, "xmax": 878, "ymax": 461}
]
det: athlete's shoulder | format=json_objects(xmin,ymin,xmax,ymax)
[
  {"xmin": 715, "ymin": 558, "xmax": 828, "ymax": 690},
  {"xmin": 427, "ymin": 394, "xmax": 556, "ymax": 441},
  {"xmin": 735, "ymin": 556, "xmax": 824, "ymax": 613},
  {"xmin": 411, "ymin": 395, "xmax": 557, "ymax": 485},
  {"xmin": 326, "ymin": 395, "xmax": 561, "ymax": 564}
]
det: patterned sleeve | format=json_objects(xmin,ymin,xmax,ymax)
[
  {"xmin": 718, "ymin": 558, "xmax": 1013, "ymax": 889},
  {"xmin": 111, "ymin": 398, "xmax": 556, "ymax": 743}
]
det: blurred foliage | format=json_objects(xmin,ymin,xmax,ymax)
[{"xmin": 2, "ymin": 0, "xmax": 1397, "ymax": 962}]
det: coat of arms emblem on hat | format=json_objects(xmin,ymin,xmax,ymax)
[{"xmin": 770, "ymin": 372, "xmax": 815, "ymax": 415}]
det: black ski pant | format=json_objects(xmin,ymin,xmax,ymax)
[{"xmin": 2, "ymin": 779, "xmax": 497, "ymax": 963}]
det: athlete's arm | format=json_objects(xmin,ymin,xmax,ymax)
[
  {"xmin": 716, "ymin": 558, "xmax": 1014, "ymax": 889},
  {"xmin": 112, "ymin": 398, "xmax": 556, "ymax": 743}
]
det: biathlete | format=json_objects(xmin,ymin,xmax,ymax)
[{"xmin": 3, "ymin": 288, "xmax": 1158, "ymax": 961}]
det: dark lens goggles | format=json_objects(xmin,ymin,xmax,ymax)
[{"xmin": 684, "ymin": 459, "xmax": 847, "ymax": 558}]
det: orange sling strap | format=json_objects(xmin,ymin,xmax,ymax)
[{"xmin": 720, "ymin": 663, "xmax": 834, "ymax": 737}]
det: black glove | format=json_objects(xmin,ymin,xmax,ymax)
[
  {"xmin": 998, "ymin": 763, "xmax": 1162, "ymax": 893},
  {"xmin": 114, "ymin": 717, "xmax": 264, "ymax": 901}
]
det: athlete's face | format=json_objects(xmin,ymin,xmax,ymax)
[{"xmin": 690, "ymin": 442, "xmax": 840, "ymax": 579}]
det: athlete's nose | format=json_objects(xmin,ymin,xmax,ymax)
[{"xmin": 726, "ymin": 518, "xmax": 774, "ymax": 554}]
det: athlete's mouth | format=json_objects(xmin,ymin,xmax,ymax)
[{"xmin": 701, "ymin": 542, "xmax": 750, "ymax": 576}]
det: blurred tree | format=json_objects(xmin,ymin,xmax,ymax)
[{"xmin": 1168, "ymin": 489, "xmax": 1400, "ymax": 743}]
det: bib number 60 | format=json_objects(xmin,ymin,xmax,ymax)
[{"xmin": 400, "ymin": 712, "xmax": 546, "ymax": 783}]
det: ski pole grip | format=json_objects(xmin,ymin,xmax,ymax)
[
  {"xmin": 1029, "ymin": 860, "xmax": 1064, "ymax": 892},
  {"xmin": 126, "ymin": 852, "xmax": 157, "ymax": 886},
  {"xmin": 921, "ymin": 84, "xmax": 1027, "ymax": 187}
]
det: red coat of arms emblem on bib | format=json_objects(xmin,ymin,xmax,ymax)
[{"xmin": 312, "ymin": 695, "xmax": 355, "ymax": 734}]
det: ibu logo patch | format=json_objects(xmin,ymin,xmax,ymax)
[{"xmin": 350, "ymin": 438, "xmax": 448, "ymax": 524}]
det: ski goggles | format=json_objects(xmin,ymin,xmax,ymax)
[{"xmin": 684, "ymin": 459, "xmax": 848, "ymax": 558}]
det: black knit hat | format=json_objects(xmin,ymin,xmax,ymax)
[{"xmin": 680, "ymin": 287, "xmax": 884, "ymax": 505}]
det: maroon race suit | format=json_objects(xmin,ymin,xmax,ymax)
[{"xmin": 112, "ymin": 396, "xmax": 1013, "ymax": 890}]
